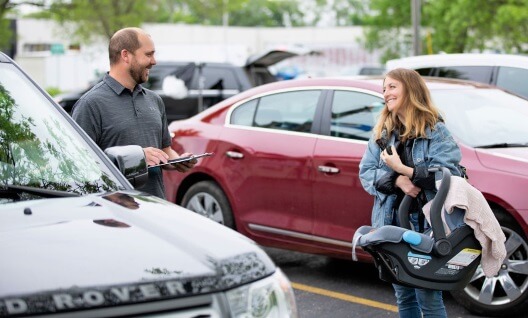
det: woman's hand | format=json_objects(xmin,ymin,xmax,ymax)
[
  {"xmin": 381, "ymin": 145, "xmax": 414, "ymax": 178},
  {"xmin": 380, "ymin": 146, "xmax": 403, "ymax": 172},
  {"xmin": 395, "ymin": 175, "xmax": 421, "ymax": 197}
]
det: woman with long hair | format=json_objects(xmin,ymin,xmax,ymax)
[{"xmin": 359, "ymin": 68, "xmax": 463, "ymax": 318}]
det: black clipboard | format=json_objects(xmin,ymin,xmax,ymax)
[{"xmin": 148, "ymin": 152, "xmax": 214, "ymax": 169}]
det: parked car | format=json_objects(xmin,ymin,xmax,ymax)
[
  {"xmin": 339, "ymin": 64, "xmax": 386, "ymax": 76},
  {"xmin": 164, "ymin": 76, "xmax": 528, "ymax": 316},
  {"xmin": 0, "ymin": 51, "xmax": 297, "ymax": 317},
  {"xmin": 54, "ymin": 47, "xmax": 319, "ymax": 123},
  {"xmin": 386, "ymin": 53, "xmax": 528, "ymax": 99}
]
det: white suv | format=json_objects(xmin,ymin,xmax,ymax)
[
  {"xmin": 0, "ymin": 51, "xmax": 298, "ymax": 317},
  {"xmin": 386, "ymin": 53, "xmax": 528, "ymax": 99}
]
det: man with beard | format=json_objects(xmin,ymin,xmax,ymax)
[{"xmin": 73, "ymin": 27, "xmax": 195, "ymax": 199}]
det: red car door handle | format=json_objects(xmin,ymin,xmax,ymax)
[
  {"xmin": 226, "ymin": 151, "xmax": 244, "ymax": 159},
  {"xmin": 318, "ymin": 166, "xmax": 340, "ymax": 174}
]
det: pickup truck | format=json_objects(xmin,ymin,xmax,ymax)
[{"xmin": 55, "ymin": 48, "xmax": 320, "ymax": 123}]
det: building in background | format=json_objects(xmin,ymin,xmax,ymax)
[{"xmin": 14, "ymin": 18, "xmax": 382, "ymax": 93}]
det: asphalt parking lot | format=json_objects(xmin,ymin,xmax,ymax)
[{"xmin": 263, "ymin": 247, "xmax": 511, "ymax": 318}]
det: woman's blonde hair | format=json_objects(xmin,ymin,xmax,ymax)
[{"xmin": 374, "ymin": 68, "xmax": 441, "ymax": 141}]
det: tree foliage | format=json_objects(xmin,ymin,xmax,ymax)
[
  {"xmin": 351, "ymin": 0, "xmax": 413, "ymax": 62},
  {"xmin": 493, "ymin": 1, "xmax": 528, "ymax": 53},
  {"xmin": 355, "ymin": 0, "xmax": 528, "ymax": 62},
  {"xmin": 0, "ymin": 1, "xmax": 45, "ymax": 50},
  {"xmin": 228, "ymin": 0, "xmax": 305, "ymax": 27},
  {"xmin": 4, "ymin": 0, "xmax": 528, "ymax": 62},
  {"xmin": 148, "ymin": 0, "xmax": 245, "ymax": 25},
  {"xmin": 0, "ymin": 17, "xmax": 11, "ymax": 49},
  {"xmin": 31, "ymin": 0, "xmax": 326, "ymax": 44},
  {"xmin": 149, "ymin": 0, "xmax": 323, "ymax": 27},
  {"xmin": 329, "ymin": 0, "xmax": 367, "ymax": 26},
  {"xmin": 44, "ymin": 0, "xmax": 156, "ymax": 43},
  {"xmin": 424, "ymin": 0, "xmax": 499, "ymax": 53}
]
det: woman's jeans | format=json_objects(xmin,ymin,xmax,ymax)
[{"xmin": 393, "ymin": 284, "xmax": 447, "ymax": 318}]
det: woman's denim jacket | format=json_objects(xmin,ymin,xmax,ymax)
[{"xmin": 359, "ymin": 122, "xmax": 462, "ymax": 228}]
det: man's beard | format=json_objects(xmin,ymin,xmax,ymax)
[{"xmin": 129, "ymin": 63, "xmax": 148, "ymax": 85}]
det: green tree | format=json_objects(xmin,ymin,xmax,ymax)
[
  {"xmin": 356, "ymin": 0, "xmax": 528, "ymax": 62},
  {"xmin": 39, "ymin": 0, "xmax": 319, "ymax": 42},
  {"xmin": 45, "ymin": 0, "xmax": 156, "ymax": 43},
  {"xmin": 0, "ymin": 17, "xmax": 11, "ymax": 50},
  {"xmin": 0, "ymin": 1, "xmax": 45, "ymax": 51},
  {"xmin": 329, "ymin": 0, "xmax": 367, "ymax": 26},
  {"xmin": 353, "ymin": 0, "xmax": 413, "ymax": 62},
  {"xmin": 491, "ymin": 0, "xmax": 528, "ymax": 53},
  {"xmin": 229, "ymin": 0, "xmax": 305, "ymax": 27},
  {"xmin": 147, "ymin": 0, "xmax": 245, "ymax": 25},
  {"xmin": 424, "ymin": 0, "xmax": 500, "ymax": 54},
  {"xmin": 0, "ymin": 1, "xmax": 16, "ymax": 49},
  {"xmin": 149, "ymin": 0, "xmax": 329, "ymax": 27}
]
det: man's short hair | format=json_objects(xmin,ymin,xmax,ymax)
[{"xmin": 108, "ymin": 27, "xmax": 143, "ymax": 65}]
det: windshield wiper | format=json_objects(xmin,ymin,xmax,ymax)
[
  {"xmin": 3, "ymin": 184, "xmax": 80, "ymax": 198},
  {"xmin": 475, "ymin": 142, "xmax": 528, "ymax": 149}
]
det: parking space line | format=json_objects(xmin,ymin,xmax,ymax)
[{"xmin": 291, "ymin": 282, "xmax": 398, "ymax": 313}]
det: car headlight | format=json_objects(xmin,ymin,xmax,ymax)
[{"xmin": 226, "ymin": 268, "xmax": 298, "ymax": 318}]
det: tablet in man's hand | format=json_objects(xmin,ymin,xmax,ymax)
[{"xmin": 149, "ymin": 152, "xmax": 214, "ymax": 168}]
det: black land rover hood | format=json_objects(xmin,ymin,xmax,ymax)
[{"xmin": 0, "ymin": 191, "xmax": 274, "ymax": 315}]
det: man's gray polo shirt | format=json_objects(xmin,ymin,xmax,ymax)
[{"xmin": 72, "ymin": 74, "xmax": 171, "ymax": 199}]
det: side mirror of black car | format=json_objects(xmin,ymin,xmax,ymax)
[{"xmin": 104, "ymin": 145, "xmax": 148, "ymax": 188}]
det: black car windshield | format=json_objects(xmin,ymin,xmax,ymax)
[
  {"xmin": 0, "ymin": 63, "xmax": 124, "ymax": 200},
  {"xmin": 431, "ymin": 88, "xmax": 528, "ymax": 148}
]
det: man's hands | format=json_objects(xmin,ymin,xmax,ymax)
[
  {"xmin": 164, "ymin": 152, "xmax": 197, "ymax": 172},
  {"xmin": 143, "ymin": 147, "xmax": 169, "ymax": 166},
  {"xmin": 143, "ymin": 147, "xmax": 197, "ymax": 173}
]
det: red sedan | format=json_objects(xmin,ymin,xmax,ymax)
[{"xmin": 164, "ymin": 76, "xmax": 528, "ymax": 316}]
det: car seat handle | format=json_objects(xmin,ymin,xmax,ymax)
[
  {"xmin": 428, "ymin": 167, "xmax": 451, "ymax": 251},
  {"xmin": 398, "ymin": 195, "xmax": 413, "ymax": 230},
  {"xmin": 398, "ymin": 167, "xmax": 452, "ymax": 254}
]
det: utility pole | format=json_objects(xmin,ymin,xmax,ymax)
[
  {"xmin": 411, "ymin": 0, "xmax": 422, "ymax": 56},
  {"xmin": 223, "ymin": 0, "xmax": 229, "ymax": 62}
]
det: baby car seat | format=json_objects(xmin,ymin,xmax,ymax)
[{"xmin": 352, "ymin": 167, "xmax": 481, "ymax": 291}]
